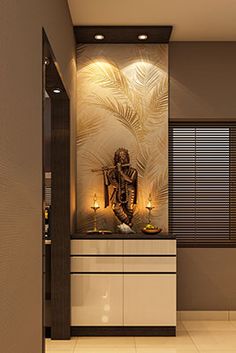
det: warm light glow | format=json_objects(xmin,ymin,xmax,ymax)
[
  {"xmin": 94, "ymin": 200, "xmax": 99, "ymax": 208},
  {"xmin": 94, "ymin": 34, "xmax": 105, "ymax": 40},
  {"xmin": 146, "ymin": 193, "xmax": 152, "ymax": 209},
  {"xmin": 92, "ymin": 193, "xmax": 100, "ymax": 209},
  {"xmin": 146, "ymin": 200, "xmax": 152, "ymax": 208},
  {"xmin": 138, "ymin": 34, "xmax": 148, "ymax": 40}
]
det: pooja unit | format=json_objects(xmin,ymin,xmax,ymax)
[
  {"xmin": 72, "ymin": 26, "xmax": 175, "ymax": 337},
  {"xmin": 70, "ymin": 234, "xmax": 176, "ymax": 336}
]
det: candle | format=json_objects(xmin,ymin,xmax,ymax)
[
  {"xmin": 146, "ymin": 193, "xmax": 153, "ymax": 209},
  {"xmin": 92, "ymin": 193, "xmax": 100, "ymax": 210}
]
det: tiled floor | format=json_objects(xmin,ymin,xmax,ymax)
[{"xmin": 46, "ymin": 321, "xmax": 236, "ymax": 352}]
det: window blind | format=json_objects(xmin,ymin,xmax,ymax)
[{"xmin": 169, "ymin": 124, "xmax": 236, "ymax": 243}]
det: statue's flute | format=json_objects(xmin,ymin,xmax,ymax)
[{"xmin": 91, "ymin": 163, "xmax": 129, "ymax": 173}]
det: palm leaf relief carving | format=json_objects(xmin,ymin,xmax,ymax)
[
  {"xmin": 136, "ymin": 45, "xmax": 168, "ymax": 73},
  {"xmin": 136, "ymin": 146, "xmax": 158, "ymax": 181},
  {"xmin": 151, "ymin": 169, "xmax": 168, "ymax": 207},
  {"xmin": 83, "ymin": 59, "xmax": 132, "ymax": 102},
  {"xmin": 77, "ymin": 115, "xmax": 103, "ymax": 147},
  {"xmin": 80, "ymin": 148, "xmax": 114, "ymax": 173},
  {"xmin": 83, "ymin": 59, "xmax": 144, "ymax": 135},
  {"xmin": 90, "ymin": 94, "xmax": 145, "ymax": 141},
  {"xmin": 135, "ymin": 63, "xmax": 162, "ymax": 93},
  {"xmin": 149, "ymin": 75, "xmax": 168, "ymax": 120},
  {"xmin": 76, "ymin": 45, "xmax": 168, "ymax": 232}
]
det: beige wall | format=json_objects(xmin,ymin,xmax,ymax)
[
  {"xmin": 177, "ymin": 248, "xmax": 236, "ymax": 310},
  {"xmin": 170, "ymin": 42, "xmax": 236, "ymax": 310},
  {"xmin": 169, "ymin": 42, "xmax": 236, "ymax": 121},
  {"xmin": 0, "ymin": 1, "xmax": 76, "ymax": 352}
]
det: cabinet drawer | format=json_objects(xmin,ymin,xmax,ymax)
[
  {"xmin": 71, "ymin": 240, "xmax": 123, "ymax": 255},
  {"xmin": 124, "ymin": 240, "xmax": 176, "ymax": 255},
  {"xmin": 124, "ymin": 256, "xmax": 176, "ymax": 273},
  {"xmin": 71, "ymin": 256, "xmax": 123, "ymax": 273},
  {"xmin": 71, "ymin": 274, "xmax": 123, "ymax": 326}
]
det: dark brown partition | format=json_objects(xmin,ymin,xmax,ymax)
[{"xmin": 43, "ymin": 31, "xmax": 71, "ymax": 340}]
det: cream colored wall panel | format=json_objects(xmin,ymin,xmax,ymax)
[
  {"xmin": 71, "ymin": 274, "xmax": 123, "ymax": 326},
  {"xmin": 124, "ymin": 274, "xmax": 176, "ymax": 326},
  {"xmin": 71, "ymin": 256, "xmax": 123, "ymax": 272},
  {"xmin": 71, "ymin": 239, "xmax": 123, "ymax": 255},
  {"xmin": 124, "ymin": 256, "xmax": 176, "ymax": 273},
  {"xmin": 124, "ymin": 240, "xmax": 176, "ymax": 255}
]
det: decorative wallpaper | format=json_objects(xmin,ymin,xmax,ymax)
[{"xmin": 76, "ymin": 44, "xmax": 168, "ymax": 233}]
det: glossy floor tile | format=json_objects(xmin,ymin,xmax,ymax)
[
  {"xmin": 135, "ymin": 332, "xmax": 198, "ymax": 352},
  {"xmin": 74, "ymin": 337, "xmax": 136, "ymax": 353},
  {"xmin": 45, "ymin": 321, "xmax": 236, "ymax": 353},
  {"xmin": 45, "ymin": 338, "xmax": 77, "ymax": 352},
  {"xmin": 188, "ymin": 330, "xmax": 236, "ymax": 351},
  {"xmin": 74, "ymin": 347, "xmax": 136, "ymax": 353},
  {"xmin": 229, "ymin": 320, "xmax": 236, "ymax": 329}
]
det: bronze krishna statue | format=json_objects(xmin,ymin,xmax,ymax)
[{"xmin": 92, "ymin": 148, "xmax": 138, "ymax": 232}]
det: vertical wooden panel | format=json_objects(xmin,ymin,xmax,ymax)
[{"xmin": 51, "ymin": 97, "xmax": 71, "ymax": 339}]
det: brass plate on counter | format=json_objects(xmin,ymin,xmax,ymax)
[
  {"xmin": 86, "ymin": 230, "xmax": 112, "ymax": 235},
  {"xmin": 141, "ymin": 228, "xmax": 162, "ymax": 235}
]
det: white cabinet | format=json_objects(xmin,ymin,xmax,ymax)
[
  {"xmin": 124, "ymin": 274, "xmax": 176, "ymax": 326},
  {"xmin": 71, "ymin": 238, "xmax": 176, "ymax": 330},
  {"xmin": 71, "ymin": 239, "xmax": 123, "ymax": 255},
  {"xmin": 71, "ymin": 256, "xmax": 123, "ymax": 273},
  {"xmin": 123, "ymin": 256, "xmax": 176, "ymax": 273},
  {"xmin": 71, "ymin": 274, "xmax": 123, "ymax": 326},
  {"xmin": 124, "ymin": 239, "xmax": 176, "ymax": 255}
]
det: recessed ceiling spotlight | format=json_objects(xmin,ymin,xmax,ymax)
[
  {"xmin": 53, "ymin": 88, "xmax": 61, "ymax": 94},
  {"xmin": 94, "ymin": 34, "xmax": 105, "ymax": 40},
  {"xmin": 138, "ymin": 34, "xmax": 148, "ymax": 40},
  {"xmin": 44, "ymin": 57, "xmax": 50, "ymax": 66}
]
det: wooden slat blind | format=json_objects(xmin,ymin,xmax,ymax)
[
  {"xmin": 169, "ymin": 125, "xmax": 236, "ymax": 242},
  {"xmin": 230, "ymin": 127, "xmax": 236, "ymax": 241}
]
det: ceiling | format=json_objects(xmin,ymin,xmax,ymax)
[{"xmin": 67, "ymin": 0, "xmax": 236, "ymax": 41}]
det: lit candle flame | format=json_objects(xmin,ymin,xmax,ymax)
[
  {"xmin": 147, "ymin": 200, "xmax": 152, "ymax": 208},
  {"xmin": 146, "ymin": 193, "xmax": 152, "ymax": 208},
  {"xmin": 92, "ymin": 193, "xmax": 100, "ymax": 209}
]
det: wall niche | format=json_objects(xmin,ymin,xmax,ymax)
[{"xmin": 76, "ymin": 44, "xmax": 168, "ymax": 233}]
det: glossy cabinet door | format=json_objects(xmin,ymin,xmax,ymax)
[
  {"xmin": 123, "ymin": 274, "xmax": 176, "ymax": 326},
  {"xmin": 123, "ymin": 256, "xmax": 176, "ymax": 272},
  {"xmin": 71, "ymin": 239, "xmax": 123, "ymax": 255},
  {"xmin": 71, "ymin": 256, "xmax": 123, "ymax": 273},
  {"xmin": 124, "ymin": 239, "xmax": 176, "ymax": 255},
  {"xmin": 71, "ymin": 274, "xmax": 123, "ymax": 326}
]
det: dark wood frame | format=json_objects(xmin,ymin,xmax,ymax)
[
  {"xmin": 71, "ymin": 326, "xmax": 176, "ymax": 337},
  {"xmin": 43, "ymin": 30, "xmax": 71, "ymax": 340},
  {"xmin": 74, "ymin": 26, "xmax": 173, "ymax": 44}
]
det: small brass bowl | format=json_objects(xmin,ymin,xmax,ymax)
[{"xmin": 141, "ymin": 228, "xmax": 162, "ymax": 234}]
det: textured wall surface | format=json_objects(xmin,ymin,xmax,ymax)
[
  {"xmin": 76, "ymin": 44, "xmax": 168, "ymax": 233},
  {"xmin": 0, "ymin": 1, "xmax": 76, "ymax": 352}
]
